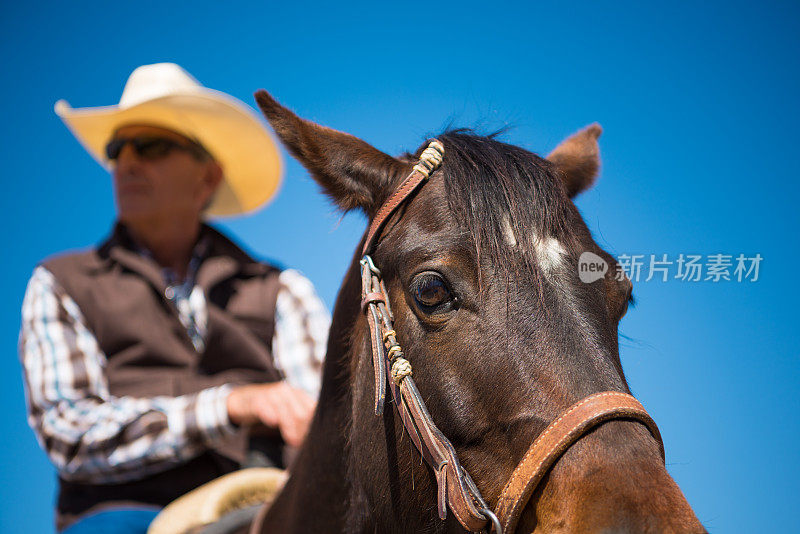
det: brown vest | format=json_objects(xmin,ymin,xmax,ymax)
[{"xmin": 43, "ymin": 223, "xmax": 284, "ymax": 530}]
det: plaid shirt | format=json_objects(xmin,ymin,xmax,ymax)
[{"xmin": 19, "ymin": 263, "xmax": 329, "ymax": 484}]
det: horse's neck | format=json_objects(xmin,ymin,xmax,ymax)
[{"xmin": 256, "ymin": 252, "xmax": 363, "ymax": 532}]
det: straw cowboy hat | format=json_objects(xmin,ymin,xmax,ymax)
[{"xmin": 55, "ymin": 63, "xmax": 283, "ymax": 217}]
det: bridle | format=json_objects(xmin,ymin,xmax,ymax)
[{"xmin": 359, "ymin": 141, "xmax": 665, "ymax": 533}]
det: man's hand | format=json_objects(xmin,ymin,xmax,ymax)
[{"xmin": 226, "ymin": 382, "xmax": 316, "ymax": 447}]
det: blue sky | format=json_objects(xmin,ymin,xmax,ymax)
[{"xmin": 1, "ymin": 1, "xmax": 798, "ymax": 532}]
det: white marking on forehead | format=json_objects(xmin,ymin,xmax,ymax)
[
  {"xmin": 500, "ymin": 215, "xmax": 565, "ymax": 273},
  {"xmin": 501, "ymin": 215, "xmax": 518, "ymax": 247},
  {"xmin": 535, "ymin": 236, "xmax": 567, "ymax": 273}
]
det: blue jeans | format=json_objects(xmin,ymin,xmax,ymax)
[{"xmin": 62, "ymin": 507, "xmax": 161, "ymax": 534}]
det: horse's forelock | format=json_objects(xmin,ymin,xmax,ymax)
[{"xmin": 413, "ymin": 131, "xmax": 578, "ymax": 280}]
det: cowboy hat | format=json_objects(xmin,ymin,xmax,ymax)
[{"xmin": 55, "ymin": 63, "xmax": 283, "ymax": 217}]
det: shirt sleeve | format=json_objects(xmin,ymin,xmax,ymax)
[
  {"xmin": 271, "ymin": 269, "xmax": 330, "ymax": 398},
  {"xmin": 19, "ymin": 266, "xmax": 237, "ymax": 484}
]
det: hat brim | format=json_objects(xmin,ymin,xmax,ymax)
[{"xmin": 55, "ymin": 89, "xmax": 282, "ymax": 217}]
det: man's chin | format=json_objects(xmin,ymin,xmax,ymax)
[{"xmin": 116, "ymin": 207, "xmax": 157, "ymax": 226}]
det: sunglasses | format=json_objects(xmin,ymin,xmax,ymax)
[{"xmin": 105, "ymin": 136, "xmax": 210, "ymax": 161}]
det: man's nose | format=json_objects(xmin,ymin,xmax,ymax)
[{"xmin": 113, "ymin": 143, "xmax": 143, "ymax": 173}]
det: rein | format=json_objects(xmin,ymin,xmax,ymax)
[{"xmin": 359, "ymin": 141, "xmax": 665, "ymax": 533}]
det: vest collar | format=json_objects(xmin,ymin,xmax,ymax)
[{"xmin": 99, "ymin": 222, "xmax": 269, "ymax": 293}]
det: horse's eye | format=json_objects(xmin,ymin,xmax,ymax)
[{"xmin": 412, "ymin": 273, "xmax": 455, "ymax": 312}]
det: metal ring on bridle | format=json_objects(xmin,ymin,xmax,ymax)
[
  {"xmin": 480, "ymin": 508, "xmax": 503, "ymax": 534},
  {"xmin": 360, "ymin": 255, "xmax": 381, "ymax": 276}
]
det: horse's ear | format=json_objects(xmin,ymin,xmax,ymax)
[
  {"xmin": 255, "ymin": 90, "xmax": 407, "ymax": 216},
  {"xmin": 546, "ymin": 123, "xmax": 602, "ymax": 198}
]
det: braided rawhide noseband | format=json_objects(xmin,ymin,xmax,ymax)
[{"xmin": 359, "ymin": 141, "xmax": 665, "ymax": 533}]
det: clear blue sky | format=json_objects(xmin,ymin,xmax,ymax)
[{"xmin": 1, "ymin": 2, "xmax": 797, "ymax": 532}]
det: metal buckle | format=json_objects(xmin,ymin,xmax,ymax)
[{"xmin": 360, "ymin": 254, "xmax": 381, "ymax": 277}]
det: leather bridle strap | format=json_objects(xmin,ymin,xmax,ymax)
[
  {"xmin": 361, "ymin": 140, "xmax": 444, "ymax": 257},
  {"xmin": 361, "ymin": 258, "xmax": 493, "ymax": 532},
  {"xmin": 360, "ymin": 139, "xmax": 494, "ymax": 532},
  {"xmin": 495, "ymin": 391, "xmax": 665, "ymax": 533}
]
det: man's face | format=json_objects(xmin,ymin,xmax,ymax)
[{"xmin": 110, "ymin": 125, "xmax": 222, "ymax": 226}]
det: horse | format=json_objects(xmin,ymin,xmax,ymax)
[{"xmin": 233, "ymin": 91, "xmax": 706, "ymax": 534}]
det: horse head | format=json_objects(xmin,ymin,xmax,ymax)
[{"xmin": 255, "ymin": 90, "xmax": 704, "ymax": 533}]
